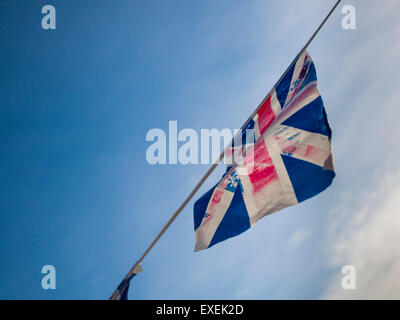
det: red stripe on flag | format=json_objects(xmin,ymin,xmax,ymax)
[
  {"xmin": 245, "ymin": 139, "xmax": 278, "ymax": 193},
  {"xmin": 257, "ymin": 95, "xmax": 276, "ymax": 135}
]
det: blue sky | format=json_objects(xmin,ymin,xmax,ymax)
[{"xmin": 1, "ymin": 0, "xmax": 399, "ymax": 299}]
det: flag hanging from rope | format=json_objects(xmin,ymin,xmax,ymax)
[
  {"xmin": 109, "ymin": 264, "xmax": 142, "ymax": 300},
  {"xmin": 193, "ymin": 51, "xmax": 335, "ymax": 251}
]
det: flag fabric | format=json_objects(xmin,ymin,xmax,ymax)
[
  {"xmin": 193, "ymin": 51, "xmax": 335, "ymax": 251},
  {"xmin": 109, "ymin": 264, "xmax": 142, "ymax": 300}
]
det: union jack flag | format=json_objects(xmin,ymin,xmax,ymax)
[{"xmin": 194, "ymin": 51, "xmax": 335, "ymax": 251}]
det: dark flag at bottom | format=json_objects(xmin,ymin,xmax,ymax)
[{"xmin": 109, "ymin": 264, "xmax": 142, "ymax": 300}]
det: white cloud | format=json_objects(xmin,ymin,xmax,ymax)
[
  {"xmin": 322, "ymin": 163, "xmax": 400, "ymax": 299},
  {"xmin": 285, "ymin": 228, "xmax": 311, "ymax": 251},
  {"xmin": 319, "ymin": 2, "xmax": 400, "ymax": 295},
  {"xmin": 319, "ymin": 1, "xmax": 400, "ymax": 298}
]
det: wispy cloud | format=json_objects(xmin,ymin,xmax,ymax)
[
  {"xmin": 319, "ymin": 0, "xmax": 400, "ymax": 299},
  {"xmin": 285, "ymin": 228, "xmax": 311, "ymax": 251},
  {"xmin": 322, "ymin": 162, "xmax": 400, "ymax": 299}
]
